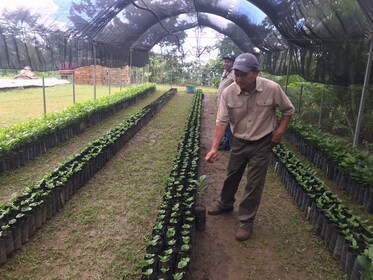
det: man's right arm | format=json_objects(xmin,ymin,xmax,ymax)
[{"xmin": 205, "ymin": 122, "xmax": 226, "ymax": 163}]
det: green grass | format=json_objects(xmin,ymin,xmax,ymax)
[
  {"xmin": 0, "ymin": 83, "xmax": 205, "ymax": 128},
  {"xmin": 0, "ymin": 84, "xmax": 173, "ymax": 128}
]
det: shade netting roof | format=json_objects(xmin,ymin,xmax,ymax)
[{"xmin": 0, "ymin": 0, "xmax": 372, "ymax": 86}]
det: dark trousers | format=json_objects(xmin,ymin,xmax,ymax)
[{"xmin": 218, "ymin": 134, "xmax": 272, "ymax": 228}]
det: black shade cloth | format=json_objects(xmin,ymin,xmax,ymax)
[{"xmin": 0, "ymin": 0, "xmax": 372, "ymax": 86}]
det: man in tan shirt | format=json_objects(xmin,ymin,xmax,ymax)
[
  {"xmin": 205, "ymin": 53, "xmax": 295, "ymax": 241},
  {"xmin": 217, "ymin": 54, "xmax": 235, "ymax": 151}
]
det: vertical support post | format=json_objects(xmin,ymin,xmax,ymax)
[
  {"xmin": 129, "ymin": 48, "xmax": 133, "ymax": 85},
  {"xmin": 93, "ymin": 41, "xmax": 97, "ymax": 100},
  {"xmin": 318, "ymin": 88, "xmax": 325, "ymax": 127},
  {"xmin": 147, "ymin": 64, "xmax": 150, "ymax": 82},
  {"xmin": 285, "ymin": 48, "xmax": 292, "ymax": 95},
  {"xmin": 298, "ymin": 84, "xmax": 303, "ymax": 113},
  {"xmin": 120, "ymin": 69, "xmax": 123, "ymax": 91},
  {"xmin": 72, "ymin": 72, "xmax": 76, "ymax": 104},
  {"xmin": 353, "ymin": 32, "xmax": 373, "ymax": 147},
  {"xmin": 42, "ymin": 76, "xmax": 46, "ymax": 115},
  {"xmin": 108, "ymin": 69, "xmax": 111, "ymax": 94}
]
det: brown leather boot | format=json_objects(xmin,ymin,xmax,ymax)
[
  {"xmin": 207, "ymin": 205, "xmax": 233, "ymax": 215},
  {"xmin": 235, "ymin": 227, "xmax": 252, "ymax": 241}
]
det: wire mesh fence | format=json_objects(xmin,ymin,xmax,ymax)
[{"xmin": 286, "ymin": 82, "xmax": 373, "ymax": 151}]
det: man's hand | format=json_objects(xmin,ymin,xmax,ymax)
[
  {"xmin": 271, "ymin": 115, "xmax": 292, "ymax": 147},
  {"xmin": 271, "ymin": 130, "xmax": 283, "ymax": 147},
  {"xmin": 205, "ymin": 150, "xmax": 218, "ymax": 163}
]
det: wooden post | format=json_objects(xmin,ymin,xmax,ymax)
[
  {"xmin": 318, "ymin": 88, "xmax": 324, "ymax": 127},
  {"xmin": 285, "ymin": 49, "xmax": 292, "ymax": 95},
  {"xmin": 298, "ymin": 84, "xmax": 303, "ymax": 113},
  {"xmin": 42, "ymin": 77, "xmax": 46, "ymax": 115},
  {"xmin": 108, "ymin": 69, "xmax": 111, "ymax": 94},
  {"xmin": 353, "ymin": 32, "xmax": 373, "ymax": 147},
  {"xmin": 72, "ymin": 72, "xmax": 76, "ymax": 104},
  {"xmin": 93, "ymin": 41, "xmax": 97, "ymax": 100}
]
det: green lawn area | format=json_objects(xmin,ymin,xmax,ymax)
[
  {"xmin": 0, "ymin": 83, "xmax": 216, "ymax": 129},
  {"xmin": 0, "ymin": 84, "xmax": 124, "ymax": 128}
]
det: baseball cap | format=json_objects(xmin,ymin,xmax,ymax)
[
  {"xmin": 222, "ymin": 54, "xmax": 235, "ymax": 62},
  {"xmin": 233, "ymin": 53, "xmax": 259, "ymax": 72}
]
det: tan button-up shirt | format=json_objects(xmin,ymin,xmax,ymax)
[
  {"xmin": 217, "ymin": 69, "xmax": 235, "ymax": 106},
  {"xmin": 217, "ymin": 77, "xmax": 295, "ymax": 141}
]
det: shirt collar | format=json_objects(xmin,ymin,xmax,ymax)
[
  {"xmin": 222, "ymin": 69, "xmax": 233, "ymax": 79},
  {"xmin": 256, "ymin": 77, "xmax": 263, "ymax": 92},
  {"xmin": 224, "ymin": 68, "xmax": 233, "ymax": 75},
  {"xmin": 237, "ymin": 77, "xmax": 263, "ymax": 96}
]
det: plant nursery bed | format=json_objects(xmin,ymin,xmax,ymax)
[{"xmin": 0, "ymin": 90, "xmax": 347, "ymax": 279}]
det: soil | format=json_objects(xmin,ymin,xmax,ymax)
[{"xmin": 190, "ymin": 93, "xmax": 346, "ymax": 280}]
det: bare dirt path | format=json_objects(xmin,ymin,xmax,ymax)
[{"xmin": 191, "ymin": 93, "xmax": 347, "ymax": 280}]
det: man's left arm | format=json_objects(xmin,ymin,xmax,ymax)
[
  {"xmin": 271, "ymin": 85, "xmax": 295, "ymax": 146},
  {"xmin": 271, "ymin": 114, "xmax": 292, "ymax": 146}
]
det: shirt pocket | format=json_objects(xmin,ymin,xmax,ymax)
[
  {"xmin": 227, "ymin": 101, "xmax": 244, "ymax": 108},
  {"xmin": 256, "ymin": 99, "xmax": 273, "ymax": 107},
  {"xmin": 227, "ymin": 101, "xmax": 244, "ymax": 122},
  {"xmin": 256, "ymin": 99, "xmax": 273, "ymax": 120}
]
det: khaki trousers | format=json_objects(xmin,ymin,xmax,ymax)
[{"xmin": 218, "ymin": 134, "xmax": 272, "ymax": 228}]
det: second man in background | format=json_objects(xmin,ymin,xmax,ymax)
[{"xmin": 217, "ymin": 54, "xmax": 236, "ymax": 151}]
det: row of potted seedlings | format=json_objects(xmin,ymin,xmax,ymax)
[
  {"xmin": 271, "ymin": 143, "xmax": 373, "ymax": 279},
  {"xmin": 141, "ymin": 90, "xmax": 203, "ymax": 280},
  {"xmin": 0, "ymin": 88, "xmax": 177, "ymax": 265},
  {"xmin": 285, "ymin": 117, "xmax": 373, "ymax": 213},
  {"xmin": 0, "ymin": 83, "xmax": 156, "ymax": 173}
]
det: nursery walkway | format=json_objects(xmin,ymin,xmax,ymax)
[{"xmin": 191, "ymin": 92, "xmax": 347, "ymax": 280}]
